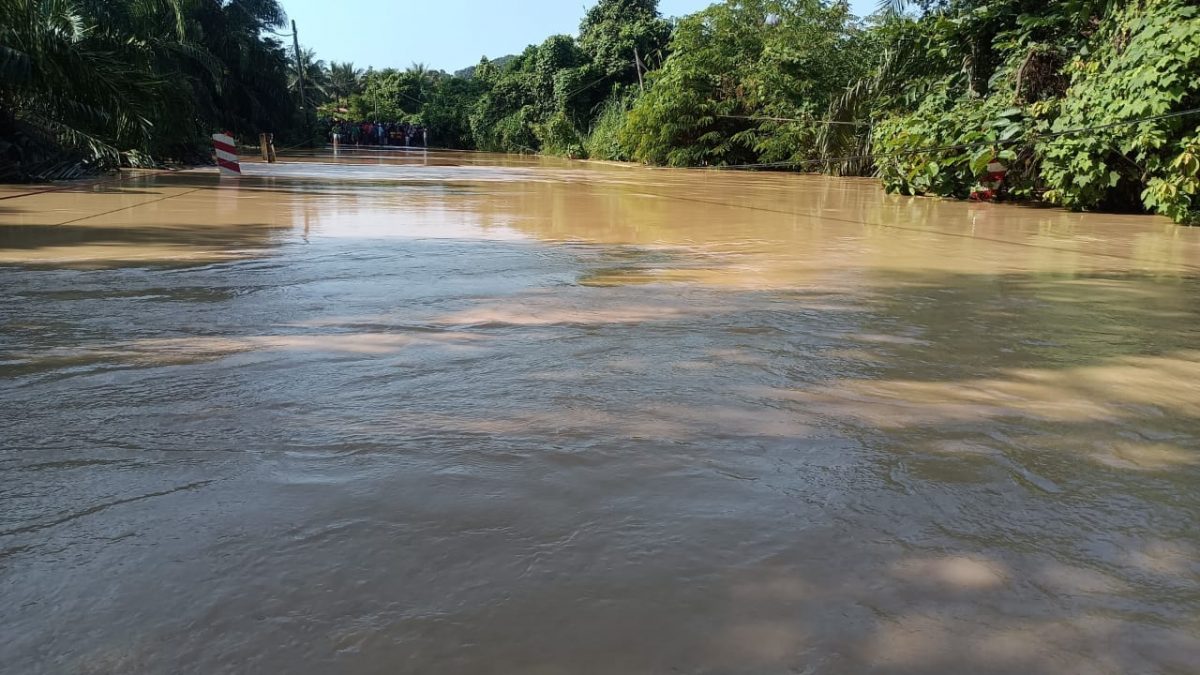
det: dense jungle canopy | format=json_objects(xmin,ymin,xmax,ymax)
[{"xmin": 2, "ymin": 0, "xmax": 1198, "ymax": 222}]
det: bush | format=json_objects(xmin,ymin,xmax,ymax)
[
  {"xmin": 536, "ymin": 111, "xmax": 587, "ymax": 158},
  {"xmin": 1039, "ymin": 0, "xmax": 1200, "ymax": 223},
  {"xmin": 585, "ymin": 96, "xmax": 632, "ymax": 161}
]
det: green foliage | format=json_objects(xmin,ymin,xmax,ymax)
[
  {"xmin": 454, "ymin": 0, "xmax": 673, "ymax": 156},
  {"xmin": 1039, "ymin": 0, "xmax": 1200, "ymax": 222},
  {"xmin": 422, "ymin": 76, "xmax": 485, "ymax": 149},
  {"xmin": 0, "ymin": 0, "xmax": 170, "ymax": 176},
  {"xmin": 0, "ymin": 0, "xmax": 299, "ymax": 180},
  {"xmin": 619, "ymin": 0, "xmax": 869, "ymax": 167},
  {"xmin": 11, "ymin": 0, "xmax": 1198, "ymax": 227},
  {"xmin": 536, "ymin": 111, "xmax": 587, "ymax": 158},
  {"xmin": 455, "ymin": 54, "xmax": 516, "ymax": 80},
  {"xmin": 468, "ymin": 23, "xmax": 636, "ymax": 156},
  {"xmin": 351, "ymin": 70, "xmax": 409, "ymax": 121},
  {"xmin": 872, "ymin": 0, "xmax": 1200, "ymax": 223},
  {"xmin": 290, "ymin": 48, "xmax": 331, "ymax": 106},
  {"xmin": 328, "ymin": 62, "xmax": 364, "ymax": 101},
  {"xmin": 490, "ymin": 108, "xmax": 540, "ymax": 154},
  {"xmin": 469, "ymin": 47, "xmax": 539, "ymax": 152},
  {"xmin": 579, "ymin": 0, "xmax": 671, "ymax": 80},
  {"xmin": 870, "ymin": 0, "xmax": 1066, "ymax": 197},
  {"xmin": 585, "ymin": 95, "xmax": 634, "ymax": 161},
  {"xmin": 875, "ymin": 94, "xmax": 1025, "ymax": 198}
]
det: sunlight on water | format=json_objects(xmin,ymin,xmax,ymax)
[{"xmin": 2, "ymin": 150, "xmax": 1199, "ymax": 674}]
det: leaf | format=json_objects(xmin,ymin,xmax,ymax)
[
  {"xmin": 970, "ymin": 147, "xmax": 993, "ymax": 175},
  {"xmin": 999, "ymin": 124, "xmax": 1023, "ymax": 141}
]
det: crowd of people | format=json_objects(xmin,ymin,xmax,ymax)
[{"xmin": 324, "ymin": 119, "xmax": 429, "ymax": 147}]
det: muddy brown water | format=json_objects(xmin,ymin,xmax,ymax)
[{"xmin": 2, "ymin": 149, "xmax": 1199, "ymax": 674}]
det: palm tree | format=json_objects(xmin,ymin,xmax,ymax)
[
  {"xmin": 404, "ymin": 61, "xmax": 440, "ymax": 104},
  {"xmin": 289, "ymin": 47, "xmax": 331, "ymax": 106},
  {"xmin": 190, "ymin": 0, "xmax": 294, "ymax": 136},
  {"xmin": 0, "ymin": 0, "xmax": 186, "ymax": 178},
  {"xmin": 328, "ymin": 61, "xmax": 363, "ymax": 101},
  {"xmin": 1, "ymin": 0, "xmax": 302, "ymax": 180}
]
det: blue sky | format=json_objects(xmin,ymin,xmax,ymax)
[{"xmin": 278, "ymin": 0, "xmax": 880, "ymax": 73}]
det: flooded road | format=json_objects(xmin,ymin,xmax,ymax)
[{"xmin": 2, "ymin": 150, "xmax": 1199, "ymax": 674}]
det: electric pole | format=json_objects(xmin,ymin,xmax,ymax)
[
  {"xmin": 633, "ymin": 47, "xmax": 645, "ymax": 93},
  {"xmin": 292, "ymin": 20, "xmax": 312, "ymax": 144}
]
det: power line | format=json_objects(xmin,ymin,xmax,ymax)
[
  {"xmin": 628, "ymin": 184, "xmax": 1200, "ymax": 274},
  {"xmin": 562, "ymin": 72, "xmax": 618, "ymax": 100},
  {"xmin": 717, "ymin": 114, "xmax": 869, "ymax": 126},
  {"xmin": 559, "ymin": 60, "xmax": 647, "ymax": 101},
  {"xmin": 710, "ymin": 107, "xmax": 1200, "ymax": 171}
]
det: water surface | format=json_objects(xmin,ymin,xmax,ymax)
[{"xmin": 2, "ymin": 150, "xmax": 1199, "ymax": 674}]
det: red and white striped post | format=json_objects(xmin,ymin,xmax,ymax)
[
  {"xmin": 971, "ymin": 159, "xmax": 1009, "ymax": 201},
  {"xmin": 986, "ymin": 160, "xmax": 1009, "ymax": 185},
  {"xmin": 212, "ymin": 131, "xmax": 241, "ymax": 177}
]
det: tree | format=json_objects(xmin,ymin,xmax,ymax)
[
  {"xmin": 328, "ymin": 61, "xmax": 364, "ymax": 101},
  {"xmin": 290, "ymin": 47, "xmax": 330, "ymax": 106},
  {"xmin": 469, "ymin": 45, "xmax": 540, "ymax": 152},
  {"xmin": 620, "ymin": 0, "xmax": 868, "ymax": 167},
  {"xmin": 851, "ymin": 0, "xmax": 1200, "ymax": 224},
  {"xmin": 423, "ymin": 75, "xmax": 486, "ymax": 148},
  {"xmin": 1, "ymin": 0, "xmax": 172, "ymax": 178},
  {"xmin": 0, "ymin": 0, "xmax": 300, "ymax": 180},
  {"xmin": 191, "ymin": 0, "xmax": 296, "ymax": 140},
  {"xmin": 579, "ymin": 0, "xmax": 671, "ymax": 81}
]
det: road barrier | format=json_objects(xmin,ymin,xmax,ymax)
[{"xmin": 212, "ymin": 132, "xmax": 241, "ymax": 176}]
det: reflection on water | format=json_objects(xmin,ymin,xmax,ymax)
[{"xmin": 2, "ymin": 150, "xmax": 1199, "ymax": 674}]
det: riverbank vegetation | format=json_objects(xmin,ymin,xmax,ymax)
[
  {"xmin": 3, "ymin": 0, "xmax": 1198, "ymax": 222},
  {"xmin": 1, "ymin": 0, "xmax": 298, "ymax": 181}
]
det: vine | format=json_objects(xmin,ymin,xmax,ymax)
[{"xmin": 1040, "ymin": 0, "xmax": 1200, "ymax": 223}]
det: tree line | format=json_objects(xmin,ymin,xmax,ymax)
[
  {"xmin": 1, "ymin": 0, "xmax": 300, "ymax": 181},
  {"xmin": 3, "ymin": 0, "xmax": 1198, "ymax": 223}
]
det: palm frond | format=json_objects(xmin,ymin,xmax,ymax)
[{"xmin": 877, "ymin": 0, "xmax": 910, "ymax": 17}]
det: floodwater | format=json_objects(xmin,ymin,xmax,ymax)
[{"xmin": 2, "ymin": 149, "xmax": 1199, "ymax": 674}]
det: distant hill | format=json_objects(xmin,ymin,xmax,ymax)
[{"xmin": 455, "ymin": 54, "xmax": 518, "ymax": 79}]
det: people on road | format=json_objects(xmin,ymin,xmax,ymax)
[{"xmin": 322, "ymin": 118, "xmax": 430, "ymax": 148}]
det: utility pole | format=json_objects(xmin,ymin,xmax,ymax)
[
  {"xmin": 633, "ymin": 47, "xmax": 645, "ymax": 93},
  {"xmin": 292, "ymin": 20, "xmax": 312, "ymax": 144}
]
